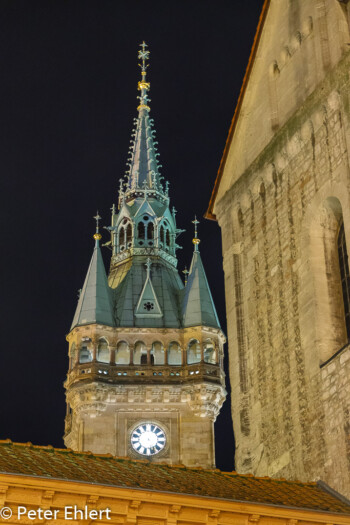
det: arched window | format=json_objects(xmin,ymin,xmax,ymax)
[
  {"xmin": 166, "ymin": 230, "xmax": 170, "ymax": 247},
  {"xmin": 168, "ymin": 341, "xmax": 182, "ymax": 365},
  {"xmin": 152, "ymin": 341, "xmax": 164, "ymax": 365},
  {"xmin": 115, "ymin": 341, "xmax": 130, "ymax": 365},
  {"xmin": 119, "ymin": 227, "xmax": 125, "ymax": 250},
  {"xmin": 160, "ymin": 226, "xmax": 164, "ymax": 247},
  {"xmin": 147, "ymin": 222, "xmax": 154, "ymax": 241},
  {"xmin": 203, "ymin": 340, "xmax": 217, "ymax": 364},
  {"xmin": 187, "ymin": 339, "xmax": 201, "ymax": 364},
  {"xmin": 307, "ymin": 197, "xmax": 348, "ymax": 361},
  {"xmin": 97, "ymin": 338, "xmax": 109, "ymax": 363},
  {"xmin": 338, "ymin": 222, "xmax": 350, "ymax": 339},
  {"xmin": 138, "ymin": 222, "xmax": 145, "ymax": 240},
  {"xmin": 134, "ymin": 341, "xmax": 147, "ymax": 365},
  {"xmin": 79, "ymin": 344, "xmax": 92, "ymax": 364},
  {"xmin": 126, "ymin": 223, "xmax": 132, "ymax": 246}
]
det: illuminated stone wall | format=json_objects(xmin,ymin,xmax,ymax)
[
  {"xmin": 64, "ymin": 324, "xmax": 225, "ymax": 469},
  {"xmin": 213, "ymin": 0, "xmax": 350, "ymax": 497}
]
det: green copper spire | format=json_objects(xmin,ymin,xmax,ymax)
[
  {"xmin": 121, "ymin": 42, "xmax": 164, "ymax": 196},
  {"xmin": 182, "ymin": 218, "xmax": 220, "ymax": 329},
  {"xmin": 71, "ymin": 215, "xmax": 115, "ymax": 330}
]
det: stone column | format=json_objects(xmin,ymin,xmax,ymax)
[{"xmin": 92, "ymin": 338, "xmax": 97, "ymax": 361}]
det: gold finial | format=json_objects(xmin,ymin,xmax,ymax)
[
  {"xmin": 182, "ymin": 266, "xmax": 189, "ymax": 286},
  {"xmin": 93, "ymin": 212, "xmax": 102, "ymax": 242},
  {"xmin": 192, "ymin": 216, "xmax": 200, "ymax": 251}
]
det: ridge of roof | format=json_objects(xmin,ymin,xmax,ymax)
[
  {"xmin": 0, "ymin": 439, "xmax": 349, "ymax": 515},
  {"xmin": 205, "ymin": 0, "xmax": 271, "ymax": 221}
]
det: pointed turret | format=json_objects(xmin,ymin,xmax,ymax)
[
  {"xmin": 182, "ymin": 218, "xmax": 220, "ymax": 329},
  {"xmin": 123, "ymin": 42, "xmax": 163, "ymax": 195},
  {"xmin": 71, "ymin": 214, "xmax": 115, "ymax": 330}
]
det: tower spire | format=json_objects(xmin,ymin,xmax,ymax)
[
  {"xmin": 66, "ymin": 44, "xmax": 226, "ymax": 469},
  {"xmin": 121, "ymin": 43, "xmax": 165, "ymax": 196}
]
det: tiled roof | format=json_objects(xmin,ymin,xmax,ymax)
[{"xmin": 0, "ymin": 441, "xmax": 349, "ymax": 514}]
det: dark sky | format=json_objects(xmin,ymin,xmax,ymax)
[{"xmin": 0, "ymin": 0, "xmax": 262, "ymax": 471}]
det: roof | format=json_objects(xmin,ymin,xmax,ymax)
[
  {"xmin": 0, "ymin": 441, "xmax": 349, "ymax": 514},
  {"xmin": 110, "ymin": 258, "xmax": 183, "ymax": 328},
  {"xmin": 71, "ymin": 240, "xmax": 115, "ymax": 330},
  {"xmin": 126, "ymin": 107, "xmax": 162, "ymax": 191},
  {"xmin": 205, "ymin": 0, "xmax": 271, "ymax": 220},
  {"xmin": 124, "ymin": 43, "xmax": 163, "ymax": 193},
  {"xmin": 182, "ymin": 250, "xmax": 220, "ymax": 329}
]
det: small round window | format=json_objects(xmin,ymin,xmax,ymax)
[{"xmin": 144, "ymin": 301, "xmax": 154, "ymax": 311}]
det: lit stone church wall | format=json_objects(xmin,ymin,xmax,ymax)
[{"xmin": 213, "ymin": 0, "xmax": 350, "ymax": 497}]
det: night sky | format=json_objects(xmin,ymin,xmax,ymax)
[{"xmin": 0, "ymin": 1, "xmax": 262, "ymax": 472}]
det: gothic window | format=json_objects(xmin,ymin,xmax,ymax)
[
  {"xmin": 338, "ymin": 222, "xmax": 350, "ymax": 339},
  {"xmin": 138, "ymin": 222, "xmax": 145, "ymax": 241},
  {"xmin": 203, "ymin": 340, "xmax": 217, "ymax": 364},
  {"xmin": 97, "ymin": 338, "xmax": 109, "ymax": 363},
  {"xmin": 147, "ymin": 222, "xmax": 154, "ymax": 245},
  {"xmin": 152, "ymin": 341, "xmax": 165, "ymax": 365},
  {"xmin": 126, "ymin": 223, "xmax": 132, "ymax": 246},
  {"xmin": 119, "ymin": 227, "xmax": 125, "ymax": 251},
  {"xmin": 160, "ymin": 226, "xmax": 164, "ymax": 247},
  {"xmin": 187, "ymin": 339, "xmax": 201, "ymax": 364},
  {"xmin": 166, "ymin": 229, "xmax": 170, "ymax": 248},
  {"xmin": 115, "ymin": 341, "xmax": 130, "ymax": 365},
  {"xmin": 79, "ymin": 344, "xmax": 92, "ymax": 363},
  {"xmin": 168, "ymin": 341, "xmax": 182, "ymax": 365}
]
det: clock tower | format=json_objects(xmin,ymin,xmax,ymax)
[{"xmin": 64, "ymin": 43, "xmax": 226, "ymax": 468}]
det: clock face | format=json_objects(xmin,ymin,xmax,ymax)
[{"xmin": 131, "ymin": 423, "xmax": 166, "ymax": 456}]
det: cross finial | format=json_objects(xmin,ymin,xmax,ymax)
[
  {"xmin": 145, "ymin": 257, "xmax": 152, "ymax": 277},
  {"xmin": 192, "ymin": 215, "xmax": 200, "ymax": 252},
  {"xmin": 93, "ymin": 211, "xmax": 102, "ymax": 244},
  {"xmin": 138, "ymin": 41, "xmax": 150, "ymax": 73},
  {"xmin": 137, "ymin": 42, "xmax": 150, "ymax": 112}
]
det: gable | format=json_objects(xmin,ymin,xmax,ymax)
[{"xmin": 207, "ymin": 0, "xmax": 349, "ymax": 219}]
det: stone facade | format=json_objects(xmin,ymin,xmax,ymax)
[
  {"xmin": 210, "ymin": 0, "xmax": 350, "ymax": 497},
  {"xmin": 64, "ymin": 324, "xmax": 226, "ymax": 468}
]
